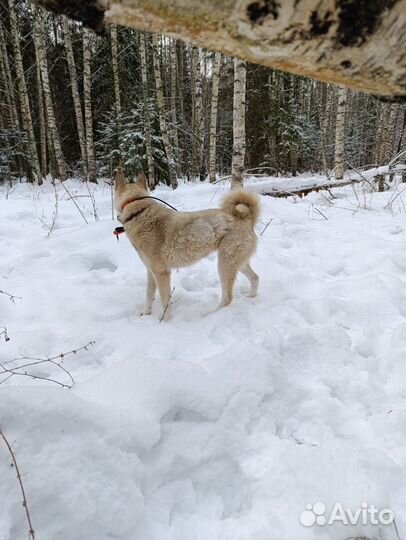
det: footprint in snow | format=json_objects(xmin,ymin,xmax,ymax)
[{"xmin": 90, "ymin": 257, "xmax": 118, "ymax": 272}]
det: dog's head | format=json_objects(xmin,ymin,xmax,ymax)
[{"xmin": 114, "ymin": 169, "xmax": 149, "ymax": 213}]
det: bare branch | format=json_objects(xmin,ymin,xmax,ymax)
[
  {"xmin": 0, "ymin": 429, "xmax": 36, "ymax": 540},
  {"xmin": 0, "ymin": 341, "xmax": 96, "ymax": 388},
  {"xmin": 0, "ymin": 289, "xmax": 22, "ymax": 303},
  {"xmin": 160, "ymin": 287, "xmax": 175, "ymax": 322},
  {"xmin": 0, "ymin": 327, "xmax": 10, "ymax": 342}
]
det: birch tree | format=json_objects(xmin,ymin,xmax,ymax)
[
  {"xmin": 110, "ymin": 25, "xmax": 121, "ymax": 122},
  {"xmin": 83, "ymin": 28, "xmax": 97, "ymax": 183},
  {"xmin": 63, "ymin": 17, "xmax": 87, "ymax": 177},
  {"xmin": 317, "ymin": 82, "xmax": 330, "ymax": 176},
  {"xmin": 333, "ymin": 86, "xmax": 348, "ymax": 180},
  {"xmin": 193, "ymin": 47, "xmax": 204, "ymax": 180},
  {"xmin": 380, "ymin": 103, "xmax": 399, "ymax": 164},
  {"xmin": 152, "ymin": 33, "xmax": 178, "ymax": 189},
  {"xmin": 209, "ymin": 52, "xmax": 221, "ymax": 183},
  {"xmin": 0, "ymin": 20, "xmax": 18, "ymax": 130},
  {"xmin": 231, "ymin": 58, "xmax": 246, "ymax": 189},
  {"xmin": 8, "ymin": 0, "xmax": 40, "ymax": 180},
  {"xmin": 170, "ymin": 39, "xmax": 178, "ymax": 151},
  {"xmin": 139, "ymin": 32, "xmax": 154, "ymax": 187},
  {"xmin": 33, "ymin": 6, "xmax": 67, "ymax": 180},
  {"xmin": 35, "ymin": 46, "xmax": 47, "ymax": 179}
]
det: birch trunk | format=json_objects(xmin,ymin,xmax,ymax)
[
  {"xmin": 193, "ymin": 47, "xmax": 204, "ymax": 180},
  {"xmin": 0, "ymin": 20, "xmax": 18, "ymax": 130},
  {"xmin": 317, "ymin": 82, "xmax": 329, "ymax": 176},
  {"xmin": 170, "ymin": 39, "xmax": 178, "ymax": 150},
  {"xmin": 231, "ymin": 57, "xmax": 246, "ymax": 189},
  {"xmin": 35, "ymin": 46, "xmax": 47, "ymax": 180},
  {"xmin": 139, "ymin": 32, "xmax": 155, "ymax": 187},
  {"xmin": 381, "ymin": 103, "xmax": 400, "ymax": 164},
  {"xmin": 152, "ymin": 33, "xmax": 178, "ymax": 189},
  {"xmin": 208, "ymin": 51, "xmax": 221, "ymax": 183},
  {"xmin": 83, "ymin": 28, "xmax": 97, "ymax": 183},
  {"xmin": 33, "ymin": 6, "xmax": 66, "ymax": 180},
  {"xmin": 334, "ymin": 85, "xmax": 348, "ymax": 180},
  {"xmin": 63, "ymin": 17, "xmax": 88, "ymax": 177},
  {"xmin": 110, "ymin": 25, "xmax": 121, "ymax": 120},
  {"xmin": 8, "ymin": 0, "xmax": 40, "ymax": 180}
]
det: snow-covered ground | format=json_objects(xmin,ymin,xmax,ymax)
[{"xmin": 0, "ymin": 177, "xmax": 405, "ymax": 540}]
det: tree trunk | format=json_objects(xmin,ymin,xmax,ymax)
[
  {"xmin": 193, "ymin": 47, "xmax": 204, "ymax": 180},
  {"xmin": 209, "ymin": 51, "xmax": 221, "ymax": 183},
  {"xmin": 317, "ymin": 82, "xmax": 329, "ymax": 176},
  {"xmin": 35, "ymin": 0, "xmax": 406, "ymax": 99},
  {"xmin": 8, "ymin": 0, "xmax": 40, "ymax": 181},
  {"xmin": 139, "ymin": 32, "xmax": 155, "ymax": 187},
  {"xmin": 110, "ymin": 25, "xmax": 121, "ymax": 122},
  {"xmin": 63, "ymin": 17, "xmax": 88, "ymax": 178},
  {"xmin": 152, "ymin": 33, "xmax": 178, "ymax": 189},
  {"xmin": 231, "ymin": 57, "xmax": 246, "ymax": 190},
  {"xmin": 381, "ymin": 103, "xmax": 400, "ymax": 163},
  {"xmin": 35, "ymin": 46, "xmax": 46, "ymax": 181},
  {"xmin": 83, "ymin": 28, "xmax": 97, "ymax": 183},
  {"xmin": 334, "ymin": 86, "xmax": 348, "ymax": 180},
  {"xmin": 0, "ymin": 20, "xmax": 19, "ymax": 130},
  {"xmin": 33, "ymin": 6, "xmax": 67, "ymax": 181},
  {"xmin": 170, "ymin": 39, "xmax": 178, "ymax": 151}
]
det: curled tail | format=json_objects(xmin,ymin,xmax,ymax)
[{"xmin": 221, "ymin": 190, "xmax": 260, "ymax": 224}]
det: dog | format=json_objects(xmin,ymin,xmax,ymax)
[{"xmin": 114, "ymin": 170, "xmax": 260, "ymax": 319}]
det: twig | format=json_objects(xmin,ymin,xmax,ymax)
[
  {"xmin": 59, "ymin": 181, "xmax": 89, "ymax": 224},
  {"xmin": 345, "ymin": 161, "xmax": 377, "ymax": 192},
  {"xmin": 313, "ymin": 207, "xmax": 328, "ymax": 220},
  {"xmin": 46, "ymin": 182, "xmax": 59, "ymax": 238},
  {"xmin": 0, "ymin": 341, "xmax": 95, "ymax": 388},
  {"xmin": 260, "ymin": 218, "xmax": 273, "ymax": 236},
  {"xmin": 384, "ymin": 185, "xmax": 406, "ymax": 211},
  {"xmin": 160, "ymin": 288, "xmax": 175, "ymax": 322},
  {"xmin": 0, "ymin": 365, "xmax": 71, "ymax": 388},
  {"xmin": 0, "ymin": 289, "xmax": 22, "ymax": 303},
  {"xmin": 110, "ymin": 159, "xmax": 115, "ymax": 221},
  {"xmin": 85, "ymin": 180, "xmax": 99, "ymax": 222},
  {"xmin": 0, "ymin": 429, "xmax": 36, "ymax": 540},
  {"xmin": 392, "ymin": 517, "xmax": 401, "ymax": 540},
  {"xmin": 0, "ymin": 327, "xmax": 10, "ymax": 342}
]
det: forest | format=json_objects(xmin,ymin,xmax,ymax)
[
  {"xmin": 1, "ymin": 0, "xmax": 405, "ymax": 188},
  {"xmin": 1, "ymin": 3, "xmax": 405, "ymax": 540}
]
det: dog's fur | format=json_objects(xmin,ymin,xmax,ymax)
[{"xmin": 114, "ymin": 171, "xmax": 260, "ymax": 319}]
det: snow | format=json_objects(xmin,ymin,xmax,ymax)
[{"xmin": 0, "ymin": 177, "xmax": 405, "ymax": 540}]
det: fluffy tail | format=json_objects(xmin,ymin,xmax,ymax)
[{"xmin": 221, "ymin": 190, "xmax": 260, "ymax": 224}]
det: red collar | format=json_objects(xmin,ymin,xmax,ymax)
[{"xmin": 122, "ymin": 197, "xmax": 140, "ymax": 211}]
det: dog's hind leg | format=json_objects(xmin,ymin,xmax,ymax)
[
  {"xmin": 140, "ymin": 270, "xmax": 156, "ymax": 316},
  {"xmin": 217, "ymin": 257, "xmax": 238, "ymax": 309},
  {"xmin": 239, "ymin": 262, "xmax": 259, "ymax": 297}
]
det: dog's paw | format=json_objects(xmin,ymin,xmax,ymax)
[{"xmin": 138, "ymin": 307, "xmax": 152, "ymax": 316}]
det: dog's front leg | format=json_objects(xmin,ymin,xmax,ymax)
[
  {"xmin": 154, "ymin": 270, "xmax": 172, "ymax": 321},
  {"xmin": 140, "ymin": 270, "xmax": 156, "ymax": 316}
]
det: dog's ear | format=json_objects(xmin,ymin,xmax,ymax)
[
  {"xmin": 115, "ymin": 165, "xmax": 126, "ymax": 192},
  {"xmin": 136, "ymin": 171, "xmax": 149, "ymax": 191}
]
